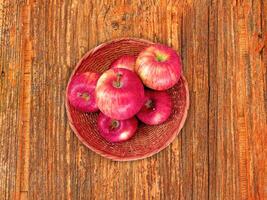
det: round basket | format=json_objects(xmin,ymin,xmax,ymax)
[{"xmin": 65, "ymin": 38, "xmax": 189, "ymax": 161}]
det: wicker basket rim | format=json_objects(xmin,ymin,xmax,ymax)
[{"xmin": 65, "ymin": 38, "xmax": 190, "ymax": 161}]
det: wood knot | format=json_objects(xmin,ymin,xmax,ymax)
[{"xmin": 111, "ymin": 21, "xmax": 119, "ymax": 30}]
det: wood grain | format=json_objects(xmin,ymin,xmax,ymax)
[{"xmin": 0, "ymin": 0, "xmax": 266, "ymax": 199}]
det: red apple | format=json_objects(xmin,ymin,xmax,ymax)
[
  {"xmin": 96, "ymin": 68, "xmax": 144, "ymax": 120},
  {"xmin": 137, "ymin": 90, "xmax": 172, "ymax": 125},
  {"xmin": 67, "ymin": 72, "xmax": 100, "ymax": 112},
  {"xmin": 135, "ymin": 44, "xmax": 182, "ymax": 90},
  {"xmin": 110, "ymin": 55, "xmax": 136, "ymax": 71},
  {"xmin": 98, "ymin": 112, "xmax": 138, "ymax": 143}
]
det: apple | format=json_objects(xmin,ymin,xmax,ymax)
[
  {"xmin": 110, "ymin": 55, "xmax": 136, "ymax": 71},
  {"xmin": 137, "ymin": 90, "xmax": 172, "ymax": 125},
  {"xmin": 135, "ymin": 44, "xmax": 182, "ymax": 90},
  {"xmin": 97, "ymin": 112, "xmax": 138, "ymax": 143},
  {"xmin": 96, "ymin": 68, "xmax": 145, "ymax": 120},
  {"xmin": 67, "ymin": 72, "xmax": 100, "ymax": 112}
]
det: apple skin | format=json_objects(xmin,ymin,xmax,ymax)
[
  {"xmin": 97, "ymin": 112, "xmax": 138, "ymax": 143},
  {"xmin": 135, "ymin": 44, "xmax": 182, "ymax": 90},
  {"xmin": 96, "ymin": 68, "xmax": 145, "ymax": 120},
  {"xmin": 67, "ymin": 72, "xmax": 100, "ymax": 112},
  {"xmin": 137, "ymin": 90, "xmax": 172, "ymax": 125},
  {"xmin": 110, "ymin": 55, "xmax": 136, "ymax": 71}
]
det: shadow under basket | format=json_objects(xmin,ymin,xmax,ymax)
[{"xmin": 65, "ymin": 38, "xmax": 190, "ymax": 161}]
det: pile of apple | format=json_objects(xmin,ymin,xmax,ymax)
[{"xmin": 68, "ymin": 44, "xmax": 182, "ymax": 143}]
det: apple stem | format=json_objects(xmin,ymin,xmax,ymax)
[
  {"xmin": 156, "ymin": 53, "xmax": 168, "ymax": 62},
  {"xmin": 110, "ymin": 120, "xmax": 120, "ymax": 130},
  {"xmin": 113, "ymin": 73, "xmax": 123, "ymax": 88},
  {"xmin": 145, "ymin": 99, "xmax": 155, "ymax": 109},
  {"xmin": 78, "ymin": 92, "xmax": 90, "ymax": 101}
]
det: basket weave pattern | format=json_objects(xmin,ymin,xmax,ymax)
[{"xmin": 65, "ymin": 38, "xmax": 189, "ymax": 161}]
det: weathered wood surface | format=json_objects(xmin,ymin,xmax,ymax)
[{"xmin": 0, "ymin": 0, "xmax": 266, "ymax": 199}]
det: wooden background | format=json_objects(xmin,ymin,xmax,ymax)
[{"xmin": 0, "ymin": 0, "xmax": 266, "ymax": 199}]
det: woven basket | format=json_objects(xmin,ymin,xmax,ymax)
[{"xmin": 65, "ymin": 38, "xmax": 189, "ymax": 161}]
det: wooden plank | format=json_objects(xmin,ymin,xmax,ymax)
[
  {"xmin": 180, "ymin": 1, "xmax": 210, "ymax": 200},
  {"xmin": 16, "ymin": 2, "xmax": 33, "ymax": 199},
  {"xmin": 208, "ymin": 0, "xmax": 219, "ymax": 199},
  {"xmin": 209, "ymin": 0, "xmax": 267, "ymax": 200},
  {"xmin": 235, "ymin": 1, "xmax": 266, "ymax": 199},
  {"xmin": 0, "ymin": 0, "xmax": 25, "ymax": 199},
  {"xmin": 211, "ymin": 0, "xmax": 240, "ymax": 199}
]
